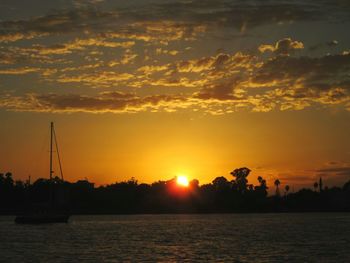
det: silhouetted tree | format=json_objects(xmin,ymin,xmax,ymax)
[
  {"xmin": 1, "ymin": 169, "xmax": 350, "ymax": 214},
  {"xmin": 313, "ymin": 182, "xmax": 318, "ymax": 192},
  {"xmin": 212, "ymin": 176, "xmax": 230, "ymax": 191},
  {"xmin": 274, "ymin": 179, "xmax": 281, "ymax": 196},
  {"xmin": 0, "ymin": 173, "xmax": 4, "ymax": 185},
  {"xmin": 190, "ymin": 179, "xmax": 199, "ymax": 189},
  {"xmin": 319, "ymin": 177, "xmax": 323, "ymax": 192},
  {"xmin": 4, "ymin": 172, "xmax": 14, "ymax": 188},
  {"xmin": 285, "ymin": 185, "xmax": 290, "ymax": 195},
  {"xmin": 343, "ymin": 180, "xmax": 350, "ymax": 191},
  {"xmin": 254, "ymin": 176, "xmax": 268, "ymax": 197},
  {"xmin": 230, "ymin": 167, "xmax": 250, "ymax": 194}
]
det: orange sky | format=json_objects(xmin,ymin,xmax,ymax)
[
  {"xmin": 1, "ymin": 108, "xmax": 349, "ymax": 189},
  {"xmin": 0, "ymin": 0, "xmax": 349, "ymax": 189}
]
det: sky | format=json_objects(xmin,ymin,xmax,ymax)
[{"xmin": 0, "ymin": 0, "xmax": 349, "ymax": 189}]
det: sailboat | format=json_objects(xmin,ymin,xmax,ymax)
[{"xmin": 15, "ymin": 122, "xmax": 70, "ymax": 224}]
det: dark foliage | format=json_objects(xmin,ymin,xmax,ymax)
[{"xmin": 0, "ymin": 169, "xmax": 349, "ymax": 214}]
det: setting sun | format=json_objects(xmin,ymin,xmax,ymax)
[{"xmin": 176, "ymin": 175, "xmax": 189, "ymax": 187}]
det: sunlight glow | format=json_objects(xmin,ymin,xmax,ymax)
[{"xmin": 176, "ymin": 175, "xmax": 189, "ymax": 187}]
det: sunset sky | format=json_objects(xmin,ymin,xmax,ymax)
[{"xmin": 0, "ymin": 0, "xmax": 349, "ymax": 188}]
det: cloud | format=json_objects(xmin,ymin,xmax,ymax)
[
  {"xmin": 0, "ymin": 38, "xmax": 135, "ymax": 69},
  {"xmin": 1, "ymin": 45, "xmax": 349, "ymax": 113},
  {"xmin": 259, "ymin": 38, "xmax": 304, "ymax": 55},
  {"xmin": 245, "ymin": 52, "xmax": 350, "ymax": 110},
  {"xmin": 0, "ymin": 49, "xmax": 344, "ymax": 114},
  {"xmin": 172, "ymin": 52, "xmax": 256, "ymax": 74},
  {"xmin": 0, "ymin": 90, "xmax": 257, "ymax": 115},
  {"xmin": 309, "ymin": 40, "xmax": 339, "ymax": 51},
  {"xmin": 315, "ymin": 166, "xmax": 350, "ymax": 184},
  {"xmin": 0, "ymin": 9, "xmax": 206, "ymax": 44},
  {"xmin": 34, "ymin": 39, "xmax": 135, "ymax": 55},
  {"xmin": 1, "ymin": 0, "xmax": 349, "ymax": 118},
  {"xmin": 155, "ymin": 48, "xmax": 179, "ymax": 56},
  {"xmin": 137, "ymin": 65, "xmax": 169, "ymax": 74},
  {"xmin": 195, "ymin": 81, "xmax": 245, "ymax": 100},
  {"xmin": 251, "ymin": 52, "xmax": 350, "ymax": 90},
  {"xmin": 124, "ymin": 52, "xmax": 256, "ymax": 90},
  {"xmin": 0, "ymin": 92, "xmax": 188, "ymax": 113},
  {"xmin": 104, "ymin": 21, "xmax": 206, "ymax": 45},
  {"xmin": 0, "ymin": 9, "xmax": 118, "ymax": 42},
  {"xmin": 120, "ymin": 49, "xmax": 138, "ymax": 65},
  {"xmin": 0, "ymin": 0, "xmax": 341, "ymax": 44},
  {"xmin": 0, "ymin": 46, "xmax": 50, "ymax": 65},
  {"xmin": 0, "ymin": 67, "xmax": 40, "ymax": 75},
  {"xmin": 55, "ymin": 71, "xmax": 134, "ymax": 86},
  {"xmin": 134, "ymin": 0, "xmax": 322, "ymax": 31},
  {"xmin": 316, "ymin": 167, "xmax": 350, "ymax": 175},
  {"xmin": 73, "ymin": 0, "xmax": 105, "ymax": 8},
  {"xmin": 175, "ymin": 50, "xmax": 350, "ymax": 112}
]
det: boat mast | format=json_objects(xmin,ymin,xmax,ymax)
[
  {"xmin": 50, "ymin": 122, "xmax": 53, "ymax": 181},
  {"xmin": 53, "ymin": 125, "xmax": 64, "ymax": 181},
  {"xmin": 49, "ymin": 122, "xmax": 64, "ymax": 181}
]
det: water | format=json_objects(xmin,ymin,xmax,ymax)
[{"xmin": 0, "ymin": 213, "xmax": 349, "ymax": 262}]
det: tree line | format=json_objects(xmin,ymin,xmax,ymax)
[{"xmin": 0, "ymin": 168, "xmax": 349, "ymax": 214}]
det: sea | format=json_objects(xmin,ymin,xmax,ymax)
[{"xmin": 0, "ymin": 213, "xmax": 349, "ymax": 262}]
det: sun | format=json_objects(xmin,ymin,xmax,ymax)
[{"xmin": 176, "ymin": 175, "xmax": 189, "ymax": 187}]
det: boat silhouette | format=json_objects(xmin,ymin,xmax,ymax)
[{"xmin": 15, "ymin": 122, "xmax": 70, "ymax": 224}]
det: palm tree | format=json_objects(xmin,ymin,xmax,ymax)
[
  {"xmin": 319, "ymin": 177, "xmax": 323, "ymax": 192},
  {"xmin": 274, "ymin": 179, "xmax": 281, "ymax": 196},
  {"xmin": 285, "ymin": 185, "xmax": 290, "ymax": 196},
  {"xmin": 255, "ymin": 176, "xmax": 268, "ymax": 197}
]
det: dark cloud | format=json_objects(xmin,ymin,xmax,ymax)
[
  {"xmin": 0, "ymin": 92, "xmax": 187, "ymax": 113},
  {"xmin": 183, "ymin": 49, "xmax": 350, "ymax": 112},
  {"xmin": 252, "ymin": 53, "xmax": 350, "ymax": 91},
  {"xmin": 259, "ymin": 38, "xmax": 304, "ymax": 55},
  {"xmin": 277, "ymin": 174, "xmax": 314, "ymax": 183},
  {"xmin": 316, "ymin": 167, "xmax": 350, "ymax": 174},
  {"xmin": 1, "ymin": 0, "xmax": 346, "ymax": 43},
  {"xmin": 0, "ymin": 8, "xmax": 206, "ymax": 45},
  {"xmin": 114, "ymin": 0, "xmax": 350, "ymax": 33},
  {"xmin": 309, "ymin": 40, "xmax": 339, "ymax": 51},
  {"xmin": 315, "ymin": 166, "xmax": 350, "ymax": 184},
  {"xmin": 138, "ymin": 0, "xmax": 321, "ymax": 31},
  {"xmin": 1, "ymin": 45, "xmax": 349, "ymax": 114},
  {"xmin": 195, "ymin": 80, "xmax": 243, "ymax": 100},
  {"xmin": 0, "ymin": 8, "xmax": 117, "ymax": 42}
]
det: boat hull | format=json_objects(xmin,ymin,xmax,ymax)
[{"xmin": 15, "ymin": 214, "xmax": 69, "ymax": 224}]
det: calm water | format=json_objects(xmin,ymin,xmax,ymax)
[{"xmin": 0, "ymin": 213, "xmax": 349, "ymax": 262}]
